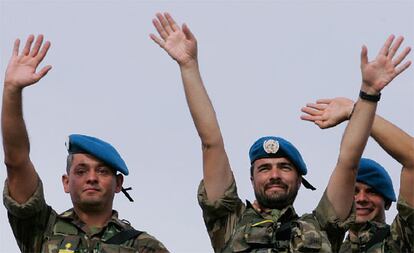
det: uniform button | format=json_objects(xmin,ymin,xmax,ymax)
[{"xmin": 267, "ymin": 227, "xmax": 273, "ymax": 233}]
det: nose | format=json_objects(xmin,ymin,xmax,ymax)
[
  {"xmin": 86, "ymin": 170, "xmax": 98, "ymax": 184},
  {"xmin": 355, "ymin": 191, "xmax": 368, "ymax": 204},
  {"xmin": 269, "ymin": 167, "xmax": 281, "ymax": 180}
]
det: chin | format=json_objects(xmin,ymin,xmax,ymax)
[
  {"xmin": 355, "ymin": 214, "xmax": 375, "ymax": 224},
  {"xmin": 355, "ymin": 218, "xmax": 368, "ymax": 224}
]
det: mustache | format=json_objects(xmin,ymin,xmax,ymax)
[{"xmin": 264, "ymin": 179, "xmax": 288, "ymax": 190}]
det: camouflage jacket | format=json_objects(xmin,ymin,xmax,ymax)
[
  {"xmin": 339, "ymin": 196, "xmax": 414, "ymax": 253},
  {"xmin": 197, "ymin": 173, "xmax": 351, "ymax": 253},
  {"xmin": 3, "ymin": 179, "xmax": 169, "ymax": 253}
]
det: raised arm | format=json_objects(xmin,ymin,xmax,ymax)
[
  {"xmin": 150, "ymin": 13, "xmax": 232, "ymax": 201},
  {"xmin": 311, "ymin": 36, "xmax": 411, "ymax": 220},
  {"xmin": 2, "ymin": 35, "xmax": 52, "ymax": 203},
  {"xmin": 301, "ymin": 63, "xmax": 413, "ymax": 207},
  {"xmin": 372, "ymin": 116, "xmax": 413, "ymax": 206}
]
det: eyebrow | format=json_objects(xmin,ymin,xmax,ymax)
[
  {"xmin": 257, "ymin": 161, "xmax": 294, "ymax": 168},
  {"xmin": 75, "ymin": 161, "xmax": 108, "ymax": 167}
]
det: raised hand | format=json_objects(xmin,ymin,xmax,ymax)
[
  {"xmin": 150, "ymin": 13, "xmax": 197, "ymax": 66},
  {"xmin": 4, "ymin": 35, "xmax": 52, "ymax": 90},
  {"xmin": 300, "ymin": 97, "xmax": 354, "ymax": 129},
  {"xmin": 361, "ymin": 35, "xmax": 411, "ymax": 94}
]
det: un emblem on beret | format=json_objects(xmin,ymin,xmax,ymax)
[{"xmin": 263, "ymin": 139, "xmax": 279, "ymax": 154}]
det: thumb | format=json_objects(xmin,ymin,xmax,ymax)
[
  {"xmin": 360, "ymin": 45, "xmax": 368, "ymax": 66},
  {"xmin": 182, "ymin": 23, "xmax": 196, "ymax": 41},
  {"xmin": 33, "ymin": 65, "xmax": 52, "ymax": 81}
]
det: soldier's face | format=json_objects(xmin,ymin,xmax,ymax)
[
  {"xmin": 62, "ymin": 153, "xmax": 123, "ymax": 212},
  {"xmin": 251, "ymin": 157, "xmax": 301, "ymax": 210},
  {"xmin": 354, "ymin": 182, "xmax": 386, "ymax": 224}
]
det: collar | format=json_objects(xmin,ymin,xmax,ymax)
[
  {"xmin": 348, "ymin": 221, "xmax": 389, "ymax": 244},
  {"xmin": 246, "ymin": 200, "xmax": 298, "ymax": 223},
  {"xmin": 58, "ymin": 208, "xmax": 130, "ymax": 235}
]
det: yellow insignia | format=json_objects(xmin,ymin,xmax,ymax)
[{"xmin": 58, "ymin": 242, "xmax": 74, "ymax": 253}]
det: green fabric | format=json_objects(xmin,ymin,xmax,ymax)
[
  {"xmin": 197, "ymin": 173, "xmax": 352, "ymax": 253},
  {"xmin": 339, "ymin": 196, "xmax": 414, "ymax": 253},
  {"xmin": 3, "ymin": 179, "xmax": 169, "ymax": 253}
]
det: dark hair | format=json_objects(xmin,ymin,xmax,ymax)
[{"xmin": 66, "ymin": 154, "xmax": 74, "ymax": 174}]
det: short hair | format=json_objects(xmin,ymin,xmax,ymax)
[{"xmin": 66, "ymin": 154, "xmax": 74, "ymax": 174}]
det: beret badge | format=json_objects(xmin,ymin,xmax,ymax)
[{"xmin": 263, "ymin": 139, "xmax": 279, "ymax": 154}]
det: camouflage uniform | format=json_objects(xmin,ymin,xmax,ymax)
[
  {"xmin": 339, "ymin": 196, "xmax": 413, "ymax": 253},
  {"xmin": 198, "ymin": 174, "xmax": 351, "ymax": 253},
  {"xmin": 3, "ymin": 178, "xmax": 169, "ymax": 253}
]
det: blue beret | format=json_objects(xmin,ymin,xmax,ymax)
[
  {"xmin": 66, "ymin": 134, "xmax": 129, "ymax": 175},
  {"xmin": 357, "ymin": 158, "xmax": 396, "ymax": 202},
  {"xmin": 249, "ymin": 136, "xmax": 307, "ymax": 175}
]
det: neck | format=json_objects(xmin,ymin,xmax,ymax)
[
  {"xmin": 253, "ymin": 200, "xmax": 288, "ymax": 213},
  {"xmin": 74, "ymin": 206, "xmax": 113, "ymax": 227}
]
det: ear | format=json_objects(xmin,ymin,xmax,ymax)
[
  {"xmin": 115, "ymin": 174, "xmax": 124, "ymax": 193},
  {"xmin": 62, "ymin": 174, "xmax": 70, "ymax": 193},
  {"xmin": 297, "ymin": 176, "xmax": 302, "ymax": 189},
  {"xmin": 250, "ymin": 164, "xmax": 255, "ymax": 184}
]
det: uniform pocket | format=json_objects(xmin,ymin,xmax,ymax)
[
  {"xmin": 290, "ymin": 220, "xmax": 324, "ymax": 252},
  {"xmin": 230, "ymin": 224, "xmax": 250, "ymax": 252},
  {"xmin": 231, "ymin": 222, "xmax": 275, "ymax": 252},
  {"xmin": 41, "ymin": 235, "xmax": 64, "ymax": 253}
]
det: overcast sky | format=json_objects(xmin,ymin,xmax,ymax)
[{"xmin": 0, "ymin": 1, "xmax": 413, "ymax": 252}]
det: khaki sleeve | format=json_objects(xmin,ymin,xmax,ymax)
[
  {"xmin": 197, "ymin": 173, "xmax": 244, "ymax": 252},
  {"xmin": 313, "ymin": 189, "xmax": 355, "ymax": 252},
  {"xmin": 390, "ymin": 195, "xmax": 414, "ymax": 251},
  {"xmin": 3, "ymin": 177, "xmax": 54, "ymax": 253},
  {"xmin": 135, "ymin": 232, "xmax": 170, "ymax": 253},
  {"xmin": 3, "ymin": 176, "xmax": 47, "ymax": 218}
]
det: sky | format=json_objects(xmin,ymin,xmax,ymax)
[{"xmin": 0, "ymin": 1, "xmax": 413, "ymax": 252}]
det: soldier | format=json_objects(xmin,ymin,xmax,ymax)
[
  {"xmin": 2, "ymin": 35, "xmax": 169, "ymax": 253},
  {"xmin": 301, "ymin": 93, "xmax": 413, "ymax": 251},
  {"xmin": 150, "ymin": 13, "xmax": 411, "ymax": 252}
]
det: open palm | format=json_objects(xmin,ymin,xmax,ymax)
[
  {"xmin": 150, "ymin": 13, "xmax": 197, "ymax": 66},
  {"xmin": 5, "ymin": 35, "xmax": 52, "ymax": 89},
  {"xmin": 361, "ymin": 35, "xmax": 411, "ymax": 92}
]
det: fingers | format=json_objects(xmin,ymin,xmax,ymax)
[
  {"xmin": 301, "ymin": 106, "xmax": 322, "ymax": 117},
  {"xmin": 164, "ymin": 12, "xmax": 180, "ymax": 32},
  {"xmin": 12, "ymin": 35, "xmax": 49, "ymax": 60},
  {"xmin": 360, "ymin": 45, "xmax": 368, "ymax": 66},
  {"xmin": 152, "ymin": 17, "xmax": 169, "ymax": 41},
  {"xmin": 395, "ymin": 60, "xmax": 412, "ymax": 76},
  {"xmin": 306, "ymin": 102, "xmax": 327, "ymax": 111},
  {"xmin": 316, "ymin": 98, "xmax": 332, "ymax": 104},
  {"xmin": 30, "ymin": 34, "xmax": 44, "ymax": 57},
  {"xmin": 378, "ymin": 34, "xmax": 395, "ymax": 56},
  {"xmin": 149, "ymin": 33, "xmax": 165, "ymax": 48},
  {"xmin": 388, "ymin": 36, "xmax": 404, "ymax": 59},
  {"xmin": 12, "ymin": 39, "xmax": 20, "ymax": 56},
  {"xmin": 36, "ymin": 40, "xmax": 51, "ymax": 63},
  {"xmin": 393, "ymin": 46, "xmax": 411, "ymax": 66},
  {"xmin": 22, "ymin": 34, "xmax": 35, "ymax": 56},
  {"xmin": 300, "ymin": 114, "xmax": 322, "ymax": 122},
  {"xmin": 156, "ymin": 12, "xmax": 173, "ymax": 35}
]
